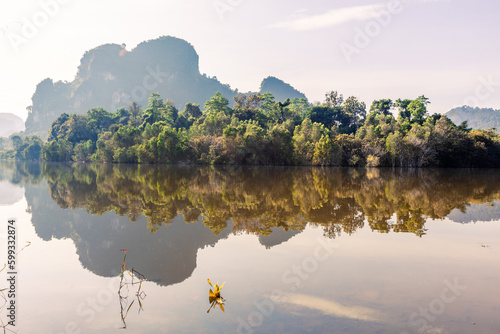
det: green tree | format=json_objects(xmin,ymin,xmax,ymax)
[
  {"xmin": 259, "ymin": 92, "xmax": 276, "ymax": 115},
  {"xmin": 48, "ymin": 113, "xmax": 70, "ymax": 142},
  {"xmin": 386, "ymin": 131, "xmax": 406, "ymax": 166},
  {"xmin": 324, "ymin": 91, "xmax": 344, "ymax": 108},
  {"xmin": 127, "ymin": 101, "xmax": 143, "ymax": 127},
  {"xmin": 42, "ymin": 140, "xmax": 73, "ymax": 162},
  {"xmin": 241, "ymin": 121, "xmax": 266, "ymax": 164},
  {"xmin": 184, "ymin": 102, "xmax": 203, "ymax": 119},
  {"xmin": 404, "ymin": 123, "xmax": 436, "ymax": 167},
  {"xmin": 370, "ymin": 99, "xmax": 393, "ymax": 116},
  {"xmin": 342, "ymin": 96, "xmax": 366, "ymax": 133},
  {"xmin": 58, "ymin": 114, "xmax": 96, "ymax": 143},
  {"xmin": 407, "ymin": 95, "xmax": 430, "ymax": 125},
  {"xmin": 336, "ymin": 134, "xmax": 365, "ymax": 166},
  {"xmin": 148, "ymin": 93, "xmax": 165, "ymax": 111},
  {"xmin": 265, "ymin": 123, "xmax": 294, "ymax": 165},
  {"xmin": 205, "ymin": 92, "xmax": 231, "ymax": 116},
  {"xmin": 88, "ymin": 108, "xmax": 115, "ymax": 133},
  {"xmin": 115, "ymin": 108, "xmax": 131, "ymax": 125},
  {"xmin": 233, "ymin": 93, "xmax": 267, "ymax": 124},
  {"xmin": 312, "ymin": 135, "xmax": 340, "ymax": 166},
  {"xmin": 74, "ymin": 140, "xmax": 95, "ymax": 162},
  {"xmin": 293, "ymin": 118, "xmax": 327, "ymax": 164},
  {"xmin": 12, "ymin": 136, "xmax": 44, "ymax": 160},
  {"xmin": 114, "ymin": 125, "xmax": 141, "ymax": 147},
  {"xmin": 157, "ymin": 127, "xmax": 188, "ymax": 163},
  {"xmin": 395, "ymin": 99, "xmax": 412, "ymax": 120},
  {"xmin": 10, "ymin": 134, "xmax": 22, "ymax": 151},
  {"xmin": 200, "ymin": 111, "xmax": 231, "ymax": 136},
  {"xmin": 93, "ymin": 132, "xmax": 114, "ymax": 162}
]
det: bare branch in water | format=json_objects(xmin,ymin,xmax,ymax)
[{"xmin": 118, "ymin": 249, "xmax": 147, "ymax": 328}]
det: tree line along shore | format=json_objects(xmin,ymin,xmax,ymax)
[{"xmin": 2, "ymin": 91, "xmax": 499, "ymax": 167}]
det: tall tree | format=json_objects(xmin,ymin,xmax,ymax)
[
  {"xmin": 325, "ymin": 91, "xmax": 344, "ymax": 108},
  {"xmin": 370, "ymin": 99, "xmax": 393, "ymax": 116},
  {"xmin": 88, "ymin": 108, "xmax": 115, "ymax": 133},
  {"xmin": 233, "ymin": 93, "xmax": 266, "ymax": 123},
  {"xmin": 395, "ymin": 99, "xmax": 412, "ymax": 120},
  {"xmin": 407, "ymin": 95, "xmax": 430, "ymax": 125},
  {"xmin": 204, "ymin": 92, "xmax": 231, "ymax": 115},
  {"xmin": 342, "ymin": 96, "xmax": 366, "ymax": 133},
  {"xmin": 183, "ymin": 102, "xmax": 202, "ymax": 119}
]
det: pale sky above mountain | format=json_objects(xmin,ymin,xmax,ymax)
[{"xmin": 0, "ymin": 0, "xmax": 499, "ymax": 121}]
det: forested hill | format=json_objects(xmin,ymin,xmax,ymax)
[
  {"xmin": 24, "ymin": 36, "xmax": 307, "ymax": 137},
  {"xmin": 446, "ymin": 106, "xmax": 500, "ymax": 131},
  {"xmin": 259, "ymin": 76, "xmax": 307, "ymax": 102}
]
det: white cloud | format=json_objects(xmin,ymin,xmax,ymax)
[
  {"xmin": 280, "ymin": 293, "xmax": 387, "ymax": 322},
  {"xmin": 271, "ymin": 3, "xmax": 387, "ymax": 31},
  {"xmin": 271, "ymin": 0, "xmax": 448, "ymax": 31}
]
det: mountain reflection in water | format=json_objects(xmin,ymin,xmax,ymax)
[{"xmin": 2, "ymin": 162, "xmax": 500, "ymax": 288}]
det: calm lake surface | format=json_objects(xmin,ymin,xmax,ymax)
[{"xmin": 1, "ymin": 162, "xmax": 499, "ymax": 334}]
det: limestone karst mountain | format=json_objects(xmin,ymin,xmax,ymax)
[{"xmin": 24, "ymin": 36, "xmax": 307, "ymax": 138}]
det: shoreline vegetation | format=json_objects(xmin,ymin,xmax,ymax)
[{"xmin": 1, "ymin": 91, "xmax": 499, "ymax": 167}]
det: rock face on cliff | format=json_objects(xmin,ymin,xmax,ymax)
[
  {"xmin": 0, "ymin": 113, "xmax": 25, "ymax": 137},
  {"xmin": 24, "ymin": 36, "xmax": 308, "ymax": 138}
]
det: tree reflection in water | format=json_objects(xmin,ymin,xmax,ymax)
[{"xmin": 4, "ymin": 162, "xmax": 500, "ymax": 238}]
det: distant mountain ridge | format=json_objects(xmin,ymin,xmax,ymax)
[
  {"xmin": 259, "ymin": 76, "xmax": 307, "ymax": 102},
  {"xmin": 446, "ymin": 106, "xmax": 500, "ymax": 131},
  {"xmin": 0, "ymin": 113, "xmax": 25, "ymax": 137},
  {"xmin": 24, "ymin": 36, "xmax": 307, "ymax": 137}
]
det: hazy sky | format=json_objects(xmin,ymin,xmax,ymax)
[{"xmin": 1, "ymin": 0, "xmax": 499, "ymax": 121}]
